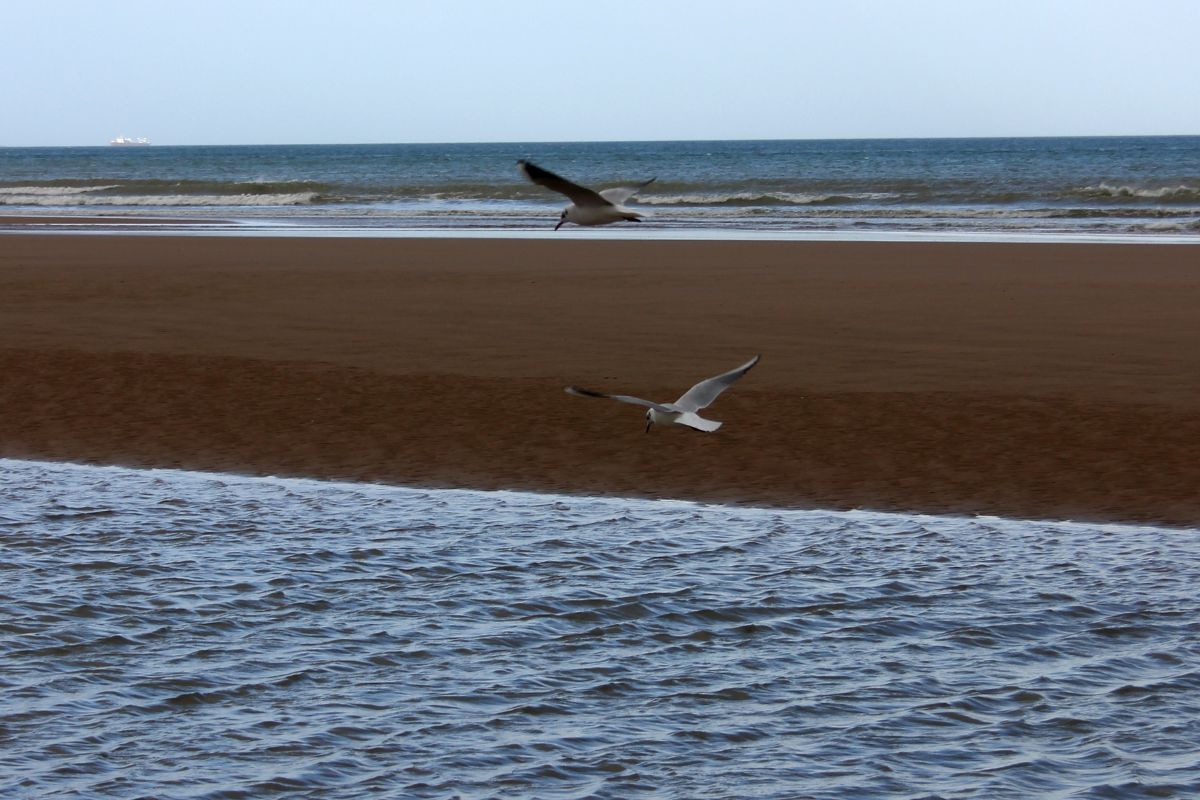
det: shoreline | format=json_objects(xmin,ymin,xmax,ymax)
[
  {"xmin": 2, "ymin": 213, "xmax": 1200, "ymax": 245},
  {"xmin": 2, "ymin": 234, "xmax": 1198, "ymax": 527},
  {"xmin": 4, "ymin": 455, "xmax": 1187, "ymax": 532}
]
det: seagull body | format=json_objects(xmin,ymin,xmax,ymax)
[
  {"xmin": 566, "ymin": 355, "xmax": 760, "ymax": 433},
  {"xmin": 518, "ymin": 160, "xmax": 654, "ymax": 229}
]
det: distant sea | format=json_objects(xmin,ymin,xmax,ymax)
[
  {"xmin": 2, "ymin": 136, "xmax": 1200, "ymax": 237},
  {"xmin": 4, "ymin": 458, "xmax": 1200, "ymax": 798}
]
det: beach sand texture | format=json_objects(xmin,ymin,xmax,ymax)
[{"xmin": 1, "ymin": 234, "xmax": 1197, "ymax": 525}]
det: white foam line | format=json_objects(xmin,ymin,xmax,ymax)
[
  {"xmin": 2, "ymin": 218, "xmax": 1199, "ymax": 244},
  {"xmin": 0, "ymin": 456, "xmax": 1188, "ymax": 534}
]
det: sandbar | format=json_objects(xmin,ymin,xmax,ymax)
[{"xmin": 1, "ymin": 234, "xmax": 1197, "ymax": 526}]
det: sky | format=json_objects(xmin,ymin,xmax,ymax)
[{"xmin": 4, "ymin": 0, "xmax": 1199, "ymax": 146}]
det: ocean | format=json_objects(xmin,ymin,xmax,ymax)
[
  {"xmin": 2, "ymin": 136, "xmax": 1200, "ymax": 238},
  {"xmin": 4, "ymin": 458, "xmax": 1199, "ymax": 798}
]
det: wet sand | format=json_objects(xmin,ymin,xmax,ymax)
[{"xmin": 1, "ymin": 234, "xmax": 1197, "ymax": 525}]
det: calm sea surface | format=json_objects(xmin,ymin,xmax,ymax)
[
  {"xmin": 3, "ymin": 459, "xmax": 1199, "ymax": 798},
  {"xmin": 2, "ymin": 137, "xmax": 1200, "ymax": 238}
]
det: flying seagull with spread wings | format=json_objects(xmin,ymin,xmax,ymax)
[
  {"xmin": 518, "ymin": 160, "xmax": 655, "ymax": 229},
  {"xmin": 566, "ymin": 355, "xmax": 760, "ymax": 432}
]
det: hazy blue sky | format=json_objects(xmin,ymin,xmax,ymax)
[{"xmin": 5, "ymin": 0, "xmax": 1199, "ymax": 146}]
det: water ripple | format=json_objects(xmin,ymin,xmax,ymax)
[{"xmin": 2, "ymin": 458, "xmax": 1199, "ymax": 799}]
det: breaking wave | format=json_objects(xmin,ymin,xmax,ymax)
[
  {"xmin": 1132, "ymin": 218, "xmax": 1200, "ymax": 232},
  {"xmin": 0, "ymin": 191, "xmax": 319, "ymax": 207},
  {"xmin": 637, "ymin": 191, "xmax": 902, "ymax": 206},
  {"xmin": 5, "ymin": 178, "xmax": 1200, "ymax": 213},
  {"xmin": 1072, "ymin": 183, "xmax": 1200, "ymax": 202},
  {"xmin": 0, "ymin": 179, "xmax": 328, "ymax": 207},
  {"xmin": 0, "ymin": 185, "xmax": 120, "ymax": 197}
]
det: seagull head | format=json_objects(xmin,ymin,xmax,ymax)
[
  {"xmin": 645, "ymin": 410, "xmax": 654, "ymax": 433},
  {"xmin": 554, "ymin": 209, "xmax": 568, "ymax": 231}
]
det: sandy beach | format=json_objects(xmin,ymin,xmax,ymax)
[{"xmin": 1, "ymin": 233, "xmax": 1197, "ymax": 526}]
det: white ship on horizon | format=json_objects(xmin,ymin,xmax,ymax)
[{"xmin": 109, "ymin": 135, "xmax": 151, "ymax": 146}]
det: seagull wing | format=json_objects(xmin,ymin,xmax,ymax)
[
  {"xmin": 565, "ymin": 386, "xmax": 673, "ymax": 413},
  {"xmin": 598, "ymin": 178, "xmax": 656, "ymax": 206},
  {"xmin": 672, "ymin": 355, "xmax": 761, "ymax": 412},
  {"xmin": 519, "ymin": 160, "xmax": 610, "ymax": 207}
]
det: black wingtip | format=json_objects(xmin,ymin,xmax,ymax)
[
  {"xmin": 565, "ymin": 385, "xmax": 607, "ymax": 399},
  {"xmin": 519, "ymin": 160, "xmax": 547, "ymax": 182}
]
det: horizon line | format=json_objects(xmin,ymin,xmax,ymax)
[{"xmin": 3, "ymin": 132, "xmax": 1200, "ymax": 149}]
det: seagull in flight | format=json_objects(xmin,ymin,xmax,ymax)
[
  {"xmin": 566, "ymin": 355, "xmax": 760, "ymax": 433},
  {"xmin": 518, "ymin": 160, "xmax": 655, "ymax": 230}
]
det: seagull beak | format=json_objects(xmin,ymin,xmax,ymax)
[
  {"xmin": 554, "ymin": 220, "xmax": 565, "ymax": 231},
  {"xmin": 645, "ymin": 419, "xmax": 653, "ymax": 433}
]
